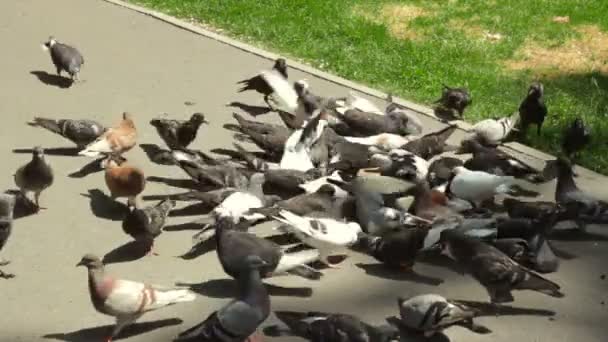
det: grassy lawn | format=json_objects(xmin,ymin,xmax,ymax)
[{"xmin": 130, "ymin": 0, "xmax": 608, "ymax": 173}]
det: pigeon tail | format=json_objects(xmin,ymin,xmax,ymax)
[
  {"xmin": 29, "ymin": 117, "xmax": 63, "ymax": 135},
  {"xmin": 516, "ymin": 271, "xmax": 564, "ymax": 298},
  {"xmin": 148, "ymin": 287, "xmax": 196, "ymax": 310}
]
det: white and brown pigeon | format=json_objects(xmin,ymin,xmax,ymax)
[
  {"xmin": 79, "ymin": 112, "xmax": 137, "ymax": 160},
  {"xmin": 77, "ymin": 254, "xmax": 197, "ymax": 342}
]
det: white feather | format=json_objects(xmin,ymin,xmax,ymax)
[
  {"xmin": 450, "ymin": 166, "xmax": 515, "ymax": 203},
  {"xmin": 344, "ymin": 133, "xmax": 415, "ymax": 150},
  {"xmin": 280, "ymin": 128, "xmax": 314, "ymax": 171},
  {"xmin": 274, "ymin": 249, "xmax": 320, "ymax": 274},
  {"xmin": 345, "ymin": 91, "xmax": 383, "ymax": 115},
  {"xmin": 213, "ymin": 191, "xmax": 264, "ymax": 222},
  {"xmin": 261, "ymin": 70, "xmax": 298, "ymax": 112},
  {"xmin": 79, "ymin": 136, "xmax": 112, "ymax": 156},
  {"xmin": 299, "ymin": 171, "xmax": 348, "ymax": 198},
  {"xmin": 471, "ymin": 113, "xmax": 518, "ymax": 144}
]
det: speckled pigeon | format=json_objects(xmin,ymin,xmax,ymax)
[
  {"xmin": 150, "ymin": 112, "xmax": 208, "ymax": 150},
  {"xmin": 28, "ymin": 117, "xmax": 105, "ymax": 148},
  {"xmin": 14, "ymin": 146, "xmax": 54, "ymax": 211},
  {"xmin": 122, "ymin": 198, "xmax": 176, "ymax": 255}
]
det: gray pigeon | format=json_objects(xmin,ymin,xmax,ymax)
[
  {"xmin": 439, "ymin": 229, "xmax": 564, "ymax": 303},
  {"xmin": 0, "ymin": 194, "xmax": 16, "ymax": 279},
  {"xmin": 237, "ymin": 58, "xmax": 288, "ymax": 110},
  {"xmin": 389, "ymin": 294, "xmax": 490, "ymax": 337},
  {"xmin": 28, "ymin": 117, "xmax": 106, "ymax": 148},
  {"xmin": 14, "ymin": 146, "xmax": 54, "ymax": 211},
  {"xmin": 42, "ymin": 36, "xmax": 84, "ymax": 81},
  {"xmin": 150, "ymin": 112, "xmax": 209, "ymax": 150},
  {"xmin": 77, "ymin": 254, "xmax": 196, "ymax": 342},
  {"xmin": 122, "ymin": 198, "xmax": 176, "ymax": 255},
  {"xmin": 174, "ymin": 255, "xmax": 271, "ymax": 342}
]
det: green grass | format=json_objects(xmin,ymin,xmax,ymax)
[{"xmin": 131, "ymin": 0, "xmax": 608, "ymax": 173}]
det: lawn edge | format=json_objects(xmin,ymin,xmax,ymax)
[{"xmin": 99, "ymin": 0, "xmax": 603, "ymax": 180}]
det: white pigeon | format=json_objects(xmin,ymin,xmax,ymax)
[
  {"xmin": 213, "ymin": 191, "xmax": 266, "ymax": 224},
  {"xmin": 449, "ymin": 166, "xmax": 516, "ymax": 206},
  {"xmin": 273, "ymin": 210, "xmax": 362, "ymax": 267},
  {"xmin": 344, "ymin": 133, "xmax": 417, "ymax": 151},
  {"xmin": 77, "ymin": 254, "xmax": 196, "ymax": 342},
  {"xmin": 469, "ymin": 112, "xmax": 519, "ymax": 145},
  {"xmin": 299, "ymin": 171, "xmax": 349, "ymax": 198},
  {"xmin": 280, "ymin": 114, "xmax": 327, "ymax": 171},
  {"xmin": 335, "ymin": 91, "xmax": 383, "ymax": 115},
  {"xmin": 261, "ymin": 69, "xmax": 299, "ymax": 112}
]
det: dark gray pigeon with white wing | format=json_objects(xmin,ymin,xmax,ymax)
[
  {"xmin": 174, "ymin": 255, "xmax": 270, "ymax": 342},
  {"xmin": 28, "ymin": 117, "xmax": 105, "ymax": 148},
  {"xmin": 42, "ymin": 36, "xmax": 84, "ymax": 81}
]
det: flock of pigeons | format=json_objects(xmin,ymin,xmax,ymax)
[{"xmin": 0, "ymin": 37, "xmax": 602, "ymax": 342}]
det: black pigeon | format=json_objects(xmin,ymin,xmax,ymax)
[
  {"xmin": 28, "ymin": 117, "xmax": 105, "ymax": 148},
  {"xmin": 518, "ymin": 82, "xmax": 547, "ymax": 136},
  {"xmin": 42, "ymin": 36, "xmax": 84, "ymax": 81},
  {"xmin": 457, "ymin": 138, "xmax": 544, "ymax": 182},
  {"xmin": 562, "ymin": 117, "xmax": 590, "ymax": 159},
  {"xmin": 228, "ymin": 112, "xmax": 291, "ymax": 137},
  {"xmin": 402, "ymin": 125, "xmax": 458, "ymax": 160},
  {"xmin": 122, "ymin": 198, "xmax": 176, "ymax": 254},
  {"xmin": 172, "ymin": 152, "xmax": 251, "ymax": 188},
  {"xmin": 354, "ymin": 228, "xmax": 427, "ymax": 271},
  {"xmin": 237, "ymin": 58, "xmax": 288, "ymax": 109},
  {"xmin": 0, "ymin": 194, "xmax": 16, "ymax": 279},
  {"xmin": 150, "ymin": 112, "xmax": 209, "ymax": 150},
  {"xmin": 434, "ymin": 85, "xmax": 472, "ymax": 119},
  {"xmin": 14, "ymin": 146, "xmax": 54, "ymax": 211},
  {"xmin": 439, "ymin": 229, "xmax": 564, "ymax": 303},
  {"xmin": 174, "ymin": 255, "xmax": 270, "ymax": 342},
  {"xmin": 215, "ymin": 218, "xmax": 322, "ymax": 280},
  {"xmin": 551, "ymin": 157, "xmax": 608, "ymax": 229},
  {"xmin": 263, "ymin": 168, "xmax": 323, "ymax": 195},
  {"xmin": 426, "ymin": 157, "xmax": 463, "ymax": 188},
  {"xmin": 265, "ymin": 310, "xmax": 399, "ymax": 342}
]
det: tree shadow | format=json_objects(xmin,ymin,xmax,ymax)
[
  {"xmin": 177, "ymin": 278, "xmax": 313, "ymax": 298},
  {"xmin": 102, "ymin": 240, "xmax": 149, "ymax": 264},
  {"xmin": 68, "ymin": 158, "xmax": 105, "ymax": 178},
  {"xmin": 42, "ymin": 318, "xmax": 183, "ymax": 341},
  {"xmin": 227, "ymin": 101, "xmax": 273, "ymax": 117},
  {"xmin": 355, "ymin": 263, "xmax": 444, "ymax": 286},
  {"xmin": 31, "ymin": 71, "xmax": 73, "ymax": 89},
  {"xmin": 139, "ymin": 144, "xmax": 175, "ymax": 166},
  {"xmin": 13, "ymin": 147, "xmax": 81, "ymax": 156},
  {"xmin": 81, "ymin": 189, "xmax": 129, "ymax": 221}
]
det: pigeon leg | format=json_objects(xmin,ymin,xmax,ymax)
[
  {"xmin": 111, "ymin": 314, "xmax": 141, "ymax": 340},
  {"xmin": 34, "ymin": 191, "xmax": 46, "ymax": 210}
]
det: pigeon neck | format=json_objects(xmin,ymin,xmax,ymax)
[{"xmin": 238, "ymin": 267, "xmax": 268, "ymax": 308}]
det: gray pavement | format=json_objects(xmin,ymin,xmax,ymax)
[{"xmin": 0, "ymin": 0, "xmax": 607, "ymax": 341}]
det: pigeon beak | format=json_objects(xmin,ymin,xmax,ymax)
[
  {"xmin": 202, "ymin": 119, "xmax": 210, "ymax": 125},
  {"xmin": 76, "ymin": 260, "xmax": 85, "ymax": 267}
]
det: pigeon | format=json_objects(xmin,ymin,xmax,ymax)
[
  {"xmin": 336, "ymin": 108, "xmax": 418, "ymax": 137},
  {"xmin": 150, "ymin": 112, "xmax": 209, "ymax": 150},
  {"xmin": 229, "ymin": 112, "xmax": 291, "ymax": 137},
  {"xmin": 389, "ymin": 294, "xmax": 490, "ymax": 337},
  {"xmin": 550, "ymin": 158, "xmax": 608, "ymax": 229},
  {"xmin": 426, "ymin": 157, "xmax": 463, "ymax": 189},
  {"xmin": 405, "ymin": 181, "xmax": 461, "ymax": 222},
  {"xmin": 174, "ymin": 255, "xmax": 270, "ymax": 342},
  {"xmin": 215, "ymin": 218, "xmax": 322, "ymax": 280},
  {"xmin": 250, "ymin": 184, "xmax": 339, "ymax": 218},
  {"xmin": 518, "ymin": 82, "xmax": 547, "ymax": 136},
  {"xmin": 172, "ymin": 152, "xmax": 251, "ymax": 188},
  {"xmin": 14, "ymin": 146, "xmax": 54, "ymax": 211},
  {"xmin": 457, "ymin": 139, "xmax": 544, "ymax": 182},
  {"xmin": 562, "ymin": 117, "xmax": 590, "ymax": 159},
  {"xmin": 265, "ymin": 310, "xmax": 400, "ymax": 342},
  {"xmin": 259, "ymin": 70, "xmax": 300, "ymax": 113},
  {"xmin": 264, "ymin": 168, "xmax": 324, "ymax": 195},
  {"xmin": 433, "ymin": 85, "xmax": 472, "ymax": 119},
  {"xmin": 274, "ymin": 210, "xmax": 362, "ymax": 267},
  {"xmin": 343, "ymin": 133, "xmax": 415, "ymax": 151},
  {"xmin": 79, "ymin": 112, "xmax": 137, "ymax": 159},
  {"xmin": 237, "ymin": 58, "xmax": 288, "ymax": 110},
  {"xmin": 402, "ymin": 125, "xmax": 458, "ymax": 160},
  {"xmin": 0, "ymin": 194, "xmax": 16, "ymax": 279},
  {"xmin": 335, "ymin": 91, "xmax": 383, "ymax": 115},
  {"xmin": 438, "ymin": 229, "xmax": 564, "ymax": 303},
  {"xmin": 27, "ymin": 117, "xmax": 106, "ymax": 148},
  {"xmin": 41, "ymin": 36, "xmax": 84, "ymax": 81},
  {"xmin": 354, "ymin": 228, "xmax": 427, "ymax": 271},
  {"xmin": 77, "ymin": 254, "xmax": 197, "ymax": 342},
  {"xmin": 104, "ymin": 157, "xmax": 146, "ymax": 208},
  {"xmin": 468, "ymin": 112, "xmax": 519, "ymax": 146},
  {"xmin": 376, "ymin": 149, "xmax": 430, "ymax": 183},
  {"xmin": 122, "ymin": 198, "xmax": 176, "ymax": 254},
  {"xmin": 448, "ymin": 166, "xmax": 518, "ymax": 207},
  {"xmin": 280, "ymin": 112, "xmax": 327, "ymax": 171}
]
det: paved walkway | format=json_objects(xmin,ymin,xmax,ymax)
[{"xmin": 0, "ymin": 0, "xmax": 606, "ymax": 341}]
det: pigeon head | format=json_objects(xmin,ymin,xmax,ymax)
[
  {"xmin": 456, "ymin": 138, "xmax": 482, "ymax": 155},
  {"xmin": 243, "ymin": 255, "xmax": 268, "ymax": 270},
  {"xmin": 385, "ymin": 112, "xmax": 410, "ymax": 135},
  {"xmin": 316, "ymin": 184, "xmax": 336, "ymax": 196},
  {"xmin": 32, "ymin": 146, "xmax": 45, "ymax": 158},
  {"xmin": 273, "ymin": 58, "xmax": 288, "ymax": 76},
  {"xmin": 528, "ymin": 82, "xmax": 544, "ymax": 97},
  {"xmin": 190, "ymin": 112, "xmax": 209, "ymax": 125},
  {"xmin": 294, "ymin": 80, "xmax": 310, "ymax": 96},
  {"xmin": 76, "ymin": 254, "xmax": 103, "ymax": 268},
  {"xmin": 42, "ymin": 36, "xmax": 57, "ymax": 50},
  {"xmin": 121, "ymin": 112, "xmax": 135, "ymax": 128}
]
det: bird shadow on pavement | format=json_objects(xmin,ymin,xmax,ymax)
[
  {"xmin": 13, "ymin": 147, "xmax": 81, "ymax": 156},
  {"xmin": 81, "ymin": 189, "xmax": 129, "ymax": 221},
  {"xmin": 355, "ymin": 263, "xmax": 444, "ymax": 286},
  {"xmin": 227, "ymin": 102, "xmax": 273, "ymax": 117},
  {"xmin": 416, "ymin": 252, "xmax": 469, "ymax": 275},
  {"xmin": 30, "ymin": 71, "xmax": 73, "ymax": 89},
  {"xmin": 177, "ymin": 278, "xmax": 313, "ymax": 298},
  {"xmin": 146, "ymin": 176, "xmax": 201, "ymax": 190},
  {"xmin": 42, "ymin": 318, "xmax": 183, "ymax": 342},
  {"xmin": 139, "ymin": 144, "xmax": 175, "ymax": 166},
  {"xmin": 103, "ymin": 240, "xmax": 149, "ymax": 264},
  {"xmin": 168, "ymin": 202, "xmax": 215, "ymax": 217},
  {"xmin": 68, "ymin": 158, "xmax": 105, "ymax": 178},
  {"xmin": 178, "ymin": 236, "xmax": 216, "ymax": 260},
  {"xmin": 4, "ymin": 190, "xmax": 38, "ymax": 219}
]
